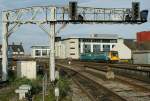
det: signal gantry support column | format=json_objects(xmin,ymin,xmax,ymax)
[
  {"xmin": 49, "ymin": 7, "xmax": 56, "ymax": 82},
  {"xmin": 2, "ymin": 12, "xmax": 8, "ymax": 81}
]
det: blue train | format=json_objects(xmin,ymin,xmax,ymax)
[{"xmin": 80, "ymin": 51, "xmax": 119, "ymax": 63}]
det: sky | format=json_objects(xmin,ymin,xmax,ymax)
[{"xmin": 0, "ymin": 0, "xmax": 150, "ymax": 53}]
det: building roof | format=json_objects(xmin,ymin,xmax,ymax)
[
  {"xmin": 31, "ymin": 46, "xmax": 49, "ymax": 49},
  {"xmin": 90, "ymin": 34, "xmax": 119, "ymax": 39},
  {"xmin": 62, "ymin": 34, "xmax": 119, "ymax": 40}
]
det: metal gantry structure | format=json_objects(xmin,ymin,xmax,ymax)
[{"xmin": 1, "ymin": 2, "xmax": 148, "ymax": 81}]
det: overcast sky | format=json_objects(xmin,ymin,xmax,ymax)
[{"xmin": 0, "ymin": 0, "xmax": 150, "ymax": 53}]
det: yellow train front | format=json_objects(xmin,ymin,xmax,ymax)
[
  {"xmin": 108, "ymin": 51, "xmax": 120, "ymax": 63},
  {"xmin": 80, "ymin": 51, "xmax": 120, "ymax": 63}
]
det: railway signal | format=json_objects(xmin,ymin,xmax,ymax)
[
  {"xmin": 132, "ymin": 2, "xmax": 140, "ymax": 21},
  {"xmin": 69, "ymin": 1, "xmax": 78, "ymax": 20},
  {"xmin": 1, "ymin": 1, "xmax": 148, "ymax": 81}
]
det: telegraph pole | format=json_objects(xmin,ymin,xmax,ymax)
[
  {"xmin": 49, "ymin": 7, "xmax": 56, "ymax": 82},
  {"xmin": 2, "ymin": 12, "xmax": 8, "ymax": 81}
]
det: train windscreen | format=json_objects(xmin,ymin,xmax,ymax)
[{"xmin": 112, "ymin": 51, "xmax": 118, "ymax": 56}]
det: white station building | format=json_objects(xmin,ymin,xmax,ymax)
[
  {"xmin": 31, "ymin": 34, "xmax": 131, "ymax": 60},
  {"xmin": 31, "ymin": 46, "xmax": 50, "ymax": 58}
]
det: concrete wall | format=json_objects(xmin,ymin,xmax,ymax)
[
  {"xmin": 63, "ymin": 39, "xmax": 79, "ymax": 59},
  {"xmin": 17, "ymin": 61, "xmax": 36, "ymax": 79},
  {"xmin": 55, "ymin": 39, "xmax": 79, "ymax": 59},
  {"xmin": 133, "ymin": 52, "xmax": 150, "ymax": 64}
]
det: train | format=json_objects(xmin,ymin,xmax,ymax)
[{"xmin": 80, "ymin": 51, "xmax": 120, "ymax": 63}]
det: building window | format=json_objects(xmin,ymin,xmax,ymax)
[
  {"xmin": 83, "ymin": 39, "xmax": 91, "ymax": 42},
  {"xmin": 110, "ymin": 39, "xmax": 117, "ymax": 43},
  {"xmin": 70, "ymin": 53, "xmax": 75, "ymax": 55},
  {"xmin": 47, "ymin": 50, "xmax": 50, "ymax": 56},
  {"xmin": 70, "ymin": 41, "xmax": 75, "ymax": 43},
  {"xmin": 103, "ymin": 45, "xmax": 110, "ymax": 51},
  {"xmin": 93, "ymin": 45, "xmax": 101, "ymax": 53},
  {"xmin": 17, "ymin": 48, "xmax": 21, "ymax": 54},
  {"xmin": 42, "ymin": 50, "xmax": 47, "ymax": 56},
  {"xmin": 83, "ymin": 44, "xmax": 91, "ymax": 53},
  {"xmin": 102, "ymin": 39, "xmax": 110, "ymax": 43},
  {"xmin": 35, "ymin": 50, "xmax": 41, "ymax": 56},
  {"xmin": 92, "ymin": 39, "xmax": 102, "ymax": 42},
  {"xmin": 112, "ymin": 45, "xmax": 115, "ymax": 48},
  {"xmin": 70, "ymin": 47, "xmax": 75, "ymax": 49}
]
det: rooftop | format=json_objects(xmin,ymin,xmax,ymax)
[
  {"xmin": 62, "ymin": 34, "xmax": 120, "ymax": 40},
  {"xmin": 31, "ymin": 46, "xmax": 49, "ymax": 49}
]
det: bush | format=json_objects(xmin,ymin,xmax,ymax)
[
  {"xmin": 56, "ymin": 76, "xmax": 71, "ymax": 99},
  {"xmin": 11, "ymin": 77, "xmax": 42, "ymax": 94}
]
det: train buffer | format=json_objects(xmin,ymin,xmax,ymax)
[{"xmin": 106, "ymin": 67, "xmax": 115, "ymax": 80}]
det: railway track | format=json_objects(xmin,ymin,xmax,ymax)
[
  {"xmin": 57, "ymin": 64, "xmax": 127, "ymax": 101},
  {"xmin": 57, "ymin": 62, "xmax": 150, "ymax": 101},
  {"xmin": 68, "ymin": 61, "xmax": 150, "ymax": 83},
  {"xmin": 67, "ymin": 61, "xmax": 150, "ymax": 89}
]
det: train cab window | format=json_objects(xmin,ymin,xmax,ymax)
[{"xmin": 112, "ymin": 51, "xmax": 118, "ymax": 56}]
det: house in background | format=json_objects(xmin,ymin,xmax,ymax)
[{"xmin": 0, "ymin": 42, "xmax": 25, "ymax": 59}]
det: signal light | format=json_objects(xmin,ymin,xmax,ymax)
[
  {"xmin": 132, "ymin": 2, "xmax": 140, "ymax": 21},
  {"xmin": 125, "ymin": 14, "xmax": 132, "ymax": 22},
  {"xmin": 140, "ymin": 10, "xmax": 148, "ymax": 22},
  {"xmin": 78, "ymin": 14, "xmax": 84, "ymax": 20},
  {"xmin": 69, "ymin": 1, "xmax": 78, "ymax": 20}
]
